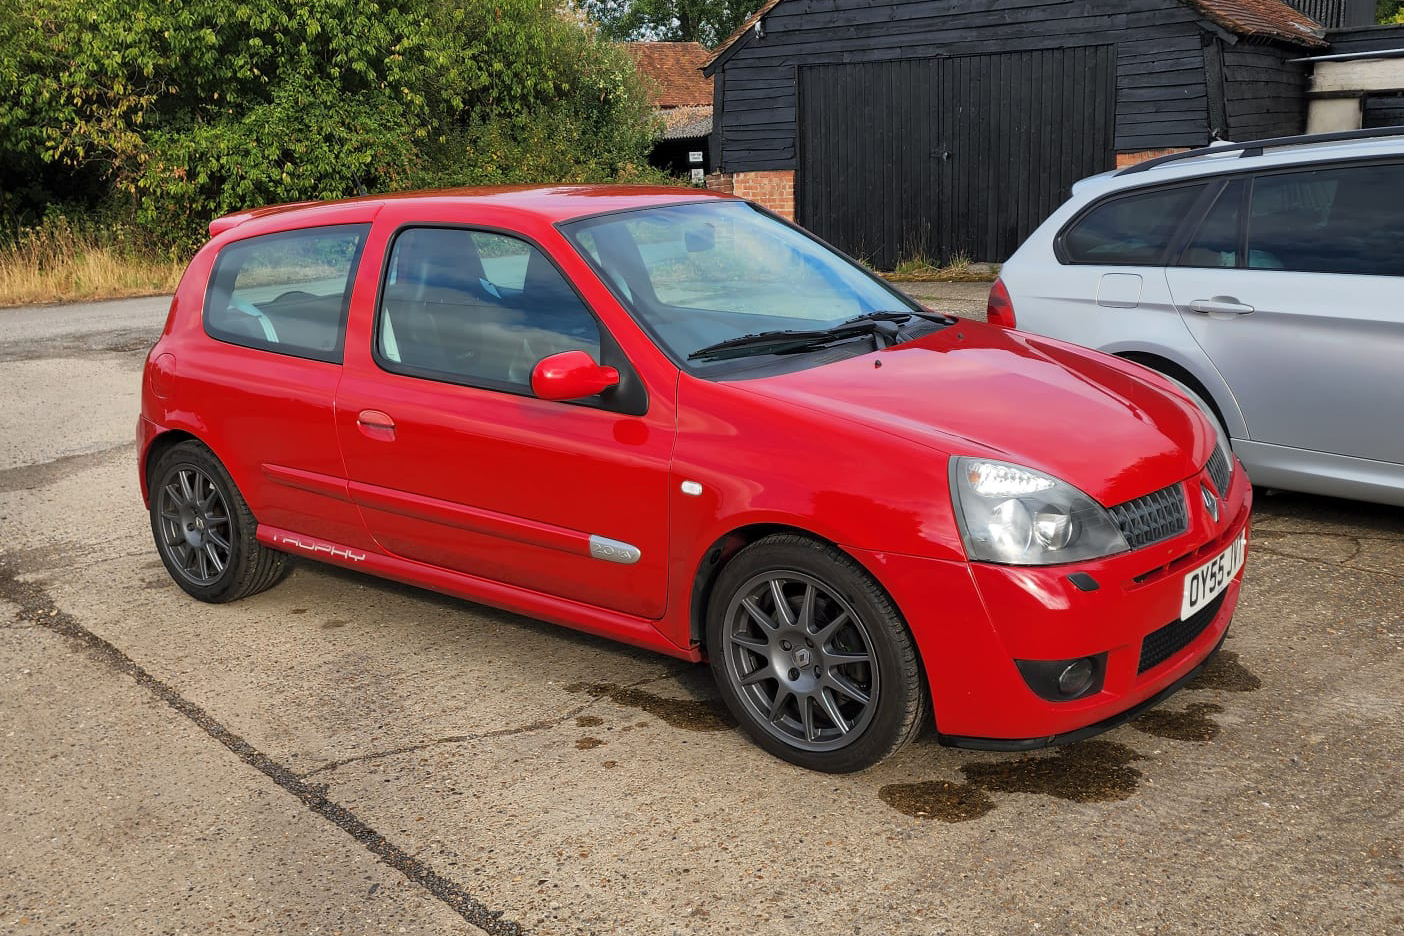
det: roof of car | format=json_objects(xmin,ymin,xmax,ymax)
[
  {"xmin": 1080, "ymin": 133, "xmax": 1404, "ymax": 197},
  {"xmin": 208, "ymin": 184, "xmax": 730, "ymax": 237}
]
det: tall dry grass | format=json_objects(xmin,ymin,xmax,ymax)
[{"xmin": 0, "ymin": 216, "xmax": 183, "ymax": 307}]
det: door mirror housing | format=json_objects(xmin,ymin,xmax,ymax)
[{"xmin": 531, "ymin": 350, "xmax": 620, "ymax": 402}]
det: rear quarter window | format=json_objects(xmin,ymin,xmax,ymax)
[
  {"xmin": 1060, "ymin": 184, "xmax": 1208, "ymax": 265},
  {"xmin": 204, "ymin": 224, "xmax": 370, "ymax": 362}
]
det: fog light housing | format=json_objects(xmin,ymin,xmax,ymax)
[
  {"xmin": 1058, "ymin": 658, "xmax": 1096, "ymax": 697},
  {"xmin": 1015, "ymin": 653, "xmax": 1107, "ymax": 702}
]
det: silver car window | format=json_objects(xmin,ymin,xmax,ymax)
[
  {"xmin": 1061, "ymin": 184, "xmax": 1209, "ymax": 265},
  {"xmin": 1246, "ymin": 162, "xmax": 1404, "ymax": 277}
]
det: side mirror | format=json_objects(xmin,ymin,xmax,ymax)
[{"xmin": 530, "ymin": 350, "xmax": 619, "ymax": 402}]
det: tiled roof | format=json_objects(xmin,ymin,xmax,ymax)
[
  {"xmin": 1183, "ymin": 0, "xmax": 1328, "ymax": 47},
  {"xmin": 704, "ymin": 0, "xmax": 1326, "ymax": 69},
  {"xmin": 703, "ymin": 0, "xmax": 783, "ymax": 68},
  {"xmin": 658, "ymin": 105, "xmax": 713, "ymax": 141},
  {"xmin": 625, "ymin": 42, "xmax": 713, "ymax": 107}
]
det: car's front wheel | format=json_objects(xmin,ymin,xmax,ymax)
[
  {"xmin": 706, "ymin": 534, "xmax": 926, "ymax": 772},
  {"xmin": 149, "ymin": 440, "xmax": 290, "ymax": 603}
]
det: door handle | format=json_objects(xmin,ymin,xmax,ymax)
[
  {"xmin": 356, "ymin": 409, "xmax": 396, "ymax": 442},
  {"xmin": 1188, "ymin": 297, "xmax": 1254, "ymax": 316}
]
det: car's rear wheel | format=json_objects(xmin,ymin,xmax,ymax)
[
  {"xmin": 706, "ymin": 534, "xmax": 926, "ymax": 772},
  {"xmin": 149, "ymin": 440, "xmax": 290, "ymax": 603}
]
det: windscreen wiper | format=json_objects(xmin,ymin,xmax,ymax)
[
  {"xmin": 846, "ymin": 310, "xmax": 956, "ymax": 326},
  {"xmin": 687, "ymin": 309, "xmax": 954, "ymax": 362}
]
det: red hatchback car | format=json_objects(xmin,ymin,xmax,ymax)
[{"xmin": 139, "ymin": 186, "xmax": 1250, "ymax": 772}]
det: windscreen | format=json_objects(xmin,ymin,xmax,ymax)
[{"xmin": 562, "ymin": 201, "xmax": 920, "ymax": 368}]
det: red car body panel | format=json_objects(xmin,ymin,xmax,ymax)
[{"xmin": 140, "ymin": 185, "xmax": 1251, "ymax": 744}]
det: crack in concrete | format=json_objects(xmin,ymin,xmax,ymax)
[
  {"xmin": 299, "ymin": 669, "xmax": 689, "ymax": 779},
  {"xmin": 0, "ymin": 556, "xmax": 526, "ymax": 936},
  {"xmin": 299, "ymin": 711, "xmax": 591, "ymax": 780},
  {"xmin": 0, "ymin": 441, "xmax": 135, "ymax": 493},
  {"xmin": 1251, "ymin": 541, "xmax": 1404, "ymax": 582}
]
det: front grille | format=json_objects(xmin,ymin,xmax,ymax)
[
  {"xmin": 1138, "ymin": 591, "xmax": 1226, "ymax": 674},
  {"xmin": 1206, "ymin": 443, "xmax": 1232, "ymax": 495},
  {"xmin": 1108, "ymin": 483, "xmax": 1189, "ymax": 550}
]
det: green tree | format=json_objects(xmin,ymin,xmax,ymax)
[
  {"xmin": 1380, "ymin": 2, "xmax": 1404, "ymax": 23},
  {"xmin": 0, "ymin": 0, "xmax": 662, "ymax": 249},
  {"xmin": 584, "ymin": 0, "xmax": 762, "ymax": 46}
]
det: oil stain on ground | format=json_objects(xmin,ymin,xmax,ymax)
[
  {"xmin": 880, "ymin": 739, "xmax": 1147, "ymax": 822},
  {"xmin": 1133, "ymin": 701, "xmax": 1225, "ymax": 741},
  {"xmin": 963, "ymin": 739, "xmax": 1147, "ymax": 803},
  {"xmin": 564, "ymin": 681, "xmax": 734, "ymax": 732},
  {"xmin": 575, "ymin": 715, "xmax": 603, "ymax": 728},
  {"xmin": 1187, "ymin": 650, "xmax": 1262, "ymax": 692},
  {"xmin": 878, "ymin": 780, "xmax": 995, "ymax": 822},
  {"xmin": 575, "ymin": 737, "xmax": 604, "ymax": 750}
]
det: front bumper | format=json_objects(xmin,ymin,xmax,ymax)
[{"xmin": 849, "ymin": 459, "xmax": 1251, "ymax": 744}]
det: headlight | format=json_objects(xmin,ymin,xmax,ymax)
[{"xmin": 951, "ymin": 458, "xmax": 1129, "ymax": 565}]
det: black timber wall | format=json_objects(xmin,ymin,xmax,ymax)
[
  {"xmin": 710, "ymin": 0, "xmax": 1234, "ymax": 173},
  {"xmin": 1215, "ymin": 40, "xmax": 1309, "ymax": 141},
  {"xmin": 1284, "ymin": 0, "xmax": 1378, "ymax": 29},
  {"xmin": 1325, "ymin": 24, "xmax": 1404, "ymax": 55}
]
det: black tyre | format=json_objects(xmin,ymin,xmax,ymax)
[
  {"xmin": 149, "ymin": 441, "xmax": 290, "ymax": 603},
  {"xmin": 706, "ymin": 534, "xmax": 926, "ymax": 772}
]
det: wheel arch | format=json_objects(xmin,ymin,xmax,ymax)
[
  {"xmin": 688, "ymin": 523, "xmax": 911, "ymax": 655},
  {"xmin": 141, "ymin": 428, "xmax": 234, "ymax": 504},
  {"xmin": 1113, "ymin": 350, "xmax": 1241, "ymax": 439}
]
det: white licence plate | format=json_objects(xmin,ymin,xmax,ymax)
[{"xmin": 1181, "ymin": 531, "xmax": 1246, "ymax": 620}]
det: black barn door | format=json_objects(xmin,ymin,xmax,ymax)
[{"xmin": 797, "ymin": 47, "xmax": 1115, "ymax": 268}]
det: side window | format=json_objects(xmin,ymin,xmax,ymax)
[
  {"xmin": 376, "ymin": 227, "xmax": 601, "ymax": 391},
  {"xmin": 1247, "ymin": 162, "xmax": 1404, "ymax": 276},
  {"xmin": 204, "ymin": 225, "xmax": 368, "ymax": 362},
  {"xmin": 1178, "ymin": 180, "xmax": 1246, "ymax": 269},
  {"xmin": 1061, "ymin": 184, "xmax": 1208, "ymax": 265}
]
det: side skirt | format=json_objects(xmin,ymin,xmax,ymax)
[{"xmin": 257, "ymin": 525, "xmax": 700, "ymax": 662}]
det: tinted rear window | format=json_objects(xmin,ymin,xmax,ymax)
[
  {"xmin": 1247, "ymin": 162, "xmax": 1404, "ymax": 276},
  {"xmin": 204, "ymin": 225, "xmax": 369, "ymax": 362},
  {"xmin": 1062, "ymin": 184, "xmax": 1207, "ymax": 265},
  {"xmin": 1178, "ymin": 180, "xmax": 1247, "ymax": 269}
]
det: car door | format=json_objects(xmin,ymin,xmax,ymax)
[
  {"xmin": 184, "ymin": 220, "xmax": 377, "ymax": 549},
  {"xmin": 1024, "ymin": 180, "xmax": 1215, "ymax": 360},
  {"xmin": 1165, "ymin": 160, "xmax": 1404, "ymax": 464},
  {"xmin": 334, "ymin": 218, "xmax": 675, "ymax": 620}
]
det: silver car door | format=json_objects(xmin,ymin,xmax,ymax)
[
  {"xmin": 1021, "ymin": 181, "xmax": 1212, "ymax": 362},
  {"xmin": 1165, "ymin": 161, "xmax": 1404, "ymax": 465}
]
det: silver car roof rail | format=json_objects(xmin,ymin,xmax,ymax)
[{"xmin": 1116, "ymin": 126, "xmax": 1404, "ymax": 176}]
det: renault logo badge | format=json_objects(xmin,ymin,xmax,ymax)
[{"xmin": 1201, "ymin": 484, "xmax": 1220, "ymax": 521}]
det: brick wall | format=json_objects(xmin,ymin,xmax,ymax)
[
  {"xmin": 718, "ymin": 169, "xmax": 795, "ymax": 219},
  {"xmin": 703, "ymin": 172, "xmax": 734, "ymax": 195},
  {"xmin": 1115, "ymin": 148, "xmax": 1189, "ymax": 168}
]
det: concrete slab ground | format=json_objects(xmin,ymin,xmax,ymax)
[
  {"xmin": 1, "ymin": 294, "xmax": 1400, "ymax": 935},
  {"xmin": 891, "ymin": 280, "xmax": 992, "ymax": 320}
]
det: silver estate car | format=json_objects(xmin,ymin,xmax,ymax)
[{"xmin": 993, "ymin": 127, "xmax": 1404, "ymax": 507}]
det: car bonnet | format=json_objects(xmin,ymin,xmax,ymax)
[{"xmin": 733, "ymin": 322, "xmax": 1214, "ymax": 507}]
